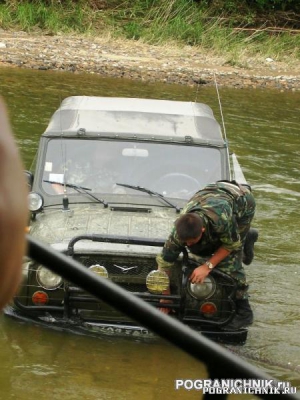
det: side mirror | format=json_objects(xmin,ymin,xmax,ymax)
[{"xmin": 24, "ymin": 170, "xmax": 33, "ymax": 190}]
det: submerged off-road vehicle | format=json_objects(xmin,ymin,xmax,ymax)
[{"xmin": 6, "ymin": 96, "xmax": 250, "ymax": 344}]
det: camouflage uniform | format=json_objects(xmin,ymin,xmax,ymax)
[{"xmin": 156, "ymin": 181, "xmax": 256, "ymax": 299}]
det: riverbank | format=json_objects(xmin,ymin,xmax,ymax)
[{"xmin": 0, "ymin": 30, "xmax": 300, "ymax": 91}]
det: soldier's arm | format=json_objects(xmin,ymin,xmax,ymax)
[
  {"xmin": 155, "ymin": 232, "xmax": 184, "ymax": 313},
  {"xmin": 156, "ymin": 231, "xmax": 184, "ymax": 273},
  {"xmin": 189, "ymin": 247, "xmax": 232, "ymax": 284},
  {"xmin": 189, "ymin": 202, "xmax": 238, "ymax": 284}
]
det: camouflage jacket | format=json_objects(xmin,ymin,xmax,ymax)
[{"xmin": 156, "ymin": 181, "xmax": 249, "ymax": 270}]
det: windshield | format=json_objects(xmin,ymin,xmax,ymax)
[{"xmin": 41, "ymin": 139, "xmax": 222, "ymax": 200}]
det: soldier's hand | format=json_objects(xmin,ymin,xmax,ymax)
[
  {"xmin": 189, "ymin": 264, "xmax": 210, "ymax": 284},
  {"xmin": 158, "ymin": 287, "xmax": 173, "ymax": 314}
]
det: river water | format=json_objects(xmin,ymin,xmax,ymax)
[{"xmin": 0, "ymin": 67, "xmax": 299, "ymax": 399}]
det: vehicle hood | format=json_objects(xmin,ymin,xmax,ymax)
[{"xmin": 29, "ymin": 204, "xmax": 177, "ymax": 255}]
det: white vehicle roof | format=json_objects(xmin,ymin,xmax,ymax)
[{"xmin": 43, "ymin": 96, "xmax": 225, "ymax": 146}]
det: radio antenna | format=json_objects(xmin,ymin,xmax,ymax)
[
  {"xmin": 213, "ymin": 72, "xmax": 227, "ymax": 142},
  {"xmin": 59, "ymin": 95, "xmax": 69, "ymax": 209}
]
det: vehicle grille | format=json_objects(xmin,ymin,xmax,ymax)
[{"xmin": 74, "ymin": 255, "xmax": 156, "ymax": 292}]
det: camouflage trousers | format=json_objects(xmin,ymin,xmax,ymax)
[{"xmin": 190, "ymin": 190, "xmax": 256, "ymax": 300}]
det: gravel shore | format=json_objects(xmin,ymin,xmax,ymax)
[{"xmin": 0, "ymin": 30, "xmax": 300, "ymax": 91}]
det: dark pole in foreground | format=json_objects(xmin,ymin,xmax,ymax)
[{"xmin": 27, "ymin": 235, "xmax": 299, "ymax": 400}]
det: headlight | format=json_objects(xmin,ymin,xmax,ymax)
[
  {"xmin": 146, "ymin": 270, "xmax": 169, "ymax": 294},
  {"xmin": 188, "ymin": 275, "xmax": 216, "ymax": 300},
  {"xmin": 28, "ymin": 192, "xmax": 44, "ymax": 212},
  {"xmin": 36, "ymin": 266, "xmax": 63, "ymax": 290},
  {"xmin": 89, "ymin": 264, "xmax": 108, "ymax": 278}
]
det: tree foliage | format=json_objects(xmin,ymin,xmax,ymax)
[{"xmin": 247, "ymin": 0, "xmax": 299, "ymax": 11}]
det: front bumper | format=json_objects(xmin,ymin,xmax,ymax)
[{"xmin": 4, "ymin": 304, "xmax": 248, "ymax": 345}]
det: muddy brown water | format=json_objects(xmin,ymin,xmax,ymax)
[{"xmin": 0, "ymin": 67, "xmax": 299, "ymax": 399}]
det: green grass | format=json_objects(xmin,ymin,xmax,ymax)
[
  {"xmin": 0, "ymin": 0, "xmax": 299, "ymax": 64},
  {"xmin": 0, "ymin": 0, "xmax": 93, "ymax": 33}
]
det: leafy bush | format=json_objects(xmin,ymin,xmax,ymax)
[
  {"xmin": 248, "ymin": 0, "xmax": 300, "ymax": 11},
  {"xmin": 196, "ymin": 0, "xmax": 300, "ymax": 12}
]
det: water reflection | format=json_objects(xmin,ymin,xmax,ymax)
[{"xmin": 0, "ymin": 67, "xmax": 300, "ymax": 397}]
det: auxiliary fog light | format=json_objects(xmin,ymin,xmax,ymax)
[
  {"xmin": 28, "ymin": 192, "xmax": 44, "ymax": 212},
  {"xmin": 146, "ymin": 270, "xmax": 169, "ymax": 294},
  {"xmin": 188, "ymin": 275, "xmax": 216, "ymax": 300},
  {"xmin": 89, "ymin": 264, "xmax": 108, "ymax": 278},
  {"xmin": 200, "ymin": 302, "xmax": 218, "ymax": 316},
  {"xmin": 32, "ymin": 291, "xmax": 49, "ymax": 305},
  {"xmin": 36, "ymin": 266, "xmax": 63, "ymax": 290}
]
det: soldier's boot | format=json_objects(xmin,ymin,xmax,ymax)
[
  {"xmin": 223, "ymin": 299, "xmax": 253, "ymax": 331},
  {"xmin": 243, "ymin": 228, "xmax": 259, "ymax": 265}
]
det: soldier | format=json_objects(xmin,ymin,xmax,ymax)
[{"xmin": 156, "ymin": 180, "xmax": 258, "ymax": 330}]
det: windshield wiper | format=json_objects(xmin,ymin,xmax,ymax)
[
  {"xmin": 116, "ymin": 183, "xmax": 180, "ymax": 213},
  {"xmin": 43, "ymin": 180, "xmax": 108, "ymax": 208}
]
